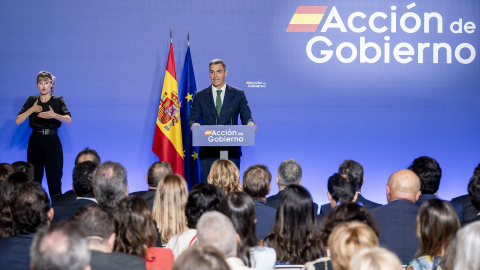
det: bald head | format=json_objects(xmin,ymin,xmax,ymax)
[{"xmin": 386, "ymin": 169, "xmax": 421, "ymax": 203}]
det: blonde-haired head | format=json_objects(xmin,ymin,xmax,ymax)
[{"xmin": 207, "ymin": 159, "xmax": 241, "ymax": 195}]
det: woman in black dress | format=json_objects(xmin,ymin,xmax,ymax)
[{"xmin": 16, "ymin": 71, "xmax": 71, "ymax": 197}]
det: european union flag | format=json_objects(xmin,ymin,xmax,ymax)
[{"xmin": 179, "ymin": 44, "xmax": 200, "ymax": 189}]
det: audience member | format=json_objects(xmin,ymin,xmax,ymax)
[
  {"xmin": 172, "ymin": 245, "xmax": 230, "ymax": 270},
  {"xmin": 409, "ymin": 156, "xmax": 463, "ymax": 220},
  {"xmin": 266, "ymin": 158, "xmax": 319, "ymax": 214},
  {"xmin": 242, "ymin": 164, "xmax": 277, "ymax": 240},
  {"xmin": 71, "ymin": 204, "xmax": 146, "ymax": 270},
  {"xmin": 407, "ymin": 198, "xmax": 460, "ymax": 270},
  {"xmin": 370, "ymin": 169, "xmax": 421, "ymax": 264},
  {"xmin": 325, "ymin": 172, "xmax": 358, "ymax": 209},
  {"xmin": 463, "ymin": 173, "xmax": 480, "ymax": 225},
  {"xmin": 0, "ymin": 172, "xmax": 31, "ymax": 238},
  {"xmin": 443, "ymin": 222, "xmax": 480, "ymax": 270},
  {"xmin": 451, "ymin": 162, "xmax": 480, "ymax": 223},
  {"xmin": 30, "ymin": 221, "xmax": 90, "ymax": 270},
  {"xmin": 265, "ymin": 185, "xmax": 322, "ymax": 264},
  {"xmin": 320, "ymin": 160, "xmax": 381, "ymax": 214},
  {"xmin": 218, "ymin": 192, "xmax": 276, "ymax": 270},
  {"xmin": 130, "ymin": 161, "xmax": 172, "ymax": 211},
  {"xmin": 348, "ymin": 247, "xmax": 403, "ymax": 270},
  {"xmin": 0, "ymin": 182, "xmax": 53, "ymax": 270},
  {"xmin": 207, "ymin": 159, "xmax": 242, "ymax": 195},
  {"xmin": 0, "ymin": 163, "xmax": 15, "ymax": 183},
  {"xmin": 167, "ymin": 183, "xmax": 224, "ymax": 258},
  {"xmin": 197, "ymin": 211, "xmax": 253, "ymax": 270},
  {"xmin": 152, "ymin": 174, "xmax": 188, "ymax": 245},
  {"xmin": 92, "ymin": 161, "xmax": 129, "ymax": 211},
  {"xmin": 114, "ymin": 197, "xmax": 174, "ymax": 270},
  {"xmin": 52, "ymin": 161, "xmax": 98, "ymax": 223},
  {"xmin": 53, "ymin": 147, "xmax": 101, "ymax": 206},
  {"xmin": 319, "ymin": 202, "xmax": 379, "ymax": 255},
  {"xmin": 11, "ymin": 161, "xmax": 35, "ymax": 181}
]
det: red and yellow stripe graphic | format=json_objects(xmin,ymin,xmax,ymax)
[{"xmin": 286, "ymin": 6, "xmax": 328, "ymax": 32}]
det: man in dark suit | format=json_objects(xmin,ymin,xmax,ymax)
[
  {"xmin": 451, "ymin": 162, "xmax": 480, "ymax": 223},
  {"xmin": 92, "ymin": 161, "xmax": 129, "ymax": 212},
  {"xmin": 462, "ymin": 174, "xmax": 480, "ymax": 226},
  {"xmin": 242, "ymin": 164, "xmax": 277, "ymax": 240},
  {"xmin": 52, "ymin": 161, "xmax": 98, "ymax": 223},
  {"xmin": 266, "ymin": 159, "xmax": 319, "ymax": 214},
  {"xmin": 320, "ymin": 160, "xmax": 381, "ymax": 215},
  {"xmin": 71, "ymin": 205, "xmax": 146, "ymax": 270},
  {"xmin": 188, "ymin": 59, "xmax": 255, "ymax": 183},
  {"xmin": 370, "ymin": 169, "xmax": 421, "ymax": 265},
  {"xmin": 409, "ymin": 156, "xmax": 463, "ymax": 220},
  {"xmin": 129, "ymin": 161, "xmax": 172, "ymax": 211}
]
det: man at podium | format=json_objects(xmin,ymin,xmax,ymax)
[{"xmin": 188, "ymin": 59, "xmax": 255, "ymax": 183}]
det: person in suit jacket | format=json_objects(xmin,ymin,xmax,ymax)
[
  {"xmin": 451, "ymin": 162, "xmax": 480, "ymax": 223},
  {"xmin": 320, "ymin": 160, "xmax": 381, "ymax": 215},
  {"xmin": 409, "ymin": 156, "xmax": 463, "ymax": 220},
  {"xmin": 242, "ymin": 164, "xmax": 277, "ymax": 240},
  {"xmin": 370, "ymin": 169, "xmax": 421, "ymax": 265},
  {"xmin": 129, "ymin": 161, "xmax": 172, "ymax": 211},
  {"xmin": 52, "ymin": 161, "xmax": 98, "ymax": 223},
  {"xmin": 266, "ymin": 159, "xmax": 319, "ymax": 214},
  {"xmin": 188, "ymin": 59, "xmax": 255, "ymax": 183},
  {"xmin": 462, "ymin": 174, "xmax": 480, "ymax": 226}
]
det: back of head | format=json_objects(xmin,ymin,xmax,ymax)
[
  {"xmin": 218, "ymin": 192, "xmax": 258, "ymax": 246},
  {"xmin": 415, "ymin": 198, "xmax": 460, "ymax": 257},
  {"xmin": 11, "ymin": 161, "xmax": 35, "ymax": 181},
  {"xmin": 242, "ymin": 164, "xmax": 272, "ymax": 199},
  {"xmin": 409, "ymin": 156, "xmax": 441, "ymax": 194},
  {"xmin": 147, "ymin": 161, "xmax": 173, "ymax": 188},
  {"xmin": 11, "ymin": 182, "xmax": 51, "ymax": 234},
  {"xmin": 320, "ymin": 202, "xmax": 379, "ymax": 250},
  {"xmin": 328, "ymin": 221, "xmax": 379, "ymax": 270},
  {"xmin": 468, "ymin": 174, "xmax": 480, "ymax": 212},
  {"xmin": 185, "ymin": 183, "xmax": 224, "ymax": 229},
  {"xmin": 387, "ymin": 169, "xmax": 421, "ymax": 202},
  {"xmin": 207, "ymin": 159, "xmax": 241, "ymax": 195},
  {"xmin": 75, "ymin": 147, "xmax": 101, "ymax": 166},
  {"xmin": 30, "ymin": 221, "xmax": 90, "ymax": 270},
  {"xmin": 152, "ymin": 174, "xmax": 188, "ymax": 244},
  {"xmin": 327, "ymin": 173, "xmax": 357, "ymax": 202},
  {"xmin": 0, "ymin": 163, "xmax": 15, "ymax": 183},
  {"xmin": 277, "ymin": 159, "xmax": 302, "ymax": 186},
  {"xmin": 70, "ymin": 205, "xmax": 114, "ymax": 247},
  {"xmin": 72, "ymin": 161, "xmax": 97, "ymax": 198},
  {"xmin": 474, "ymin": 162, "xmax": 480, "ymax": 176},
  {"xmin": 1, "ymin": 172, "xmax": 30, "ymax": 201},
  {"xmin": 113, "ymin": 197, "xmax": 157, "ymax": 257},
  {"xmin": 348, "ymin": 247, "xmax": 402, "ymax": 270},
  {"xmin": 338, "ymin": 160, "xmax": 363, "ymax": 191},
  {"xmin": 443, "ymin": 222, "xmax": 480, "ymax": 270},
  {"xmin": 197, "ymin": 211, "xmax": 238, "ymax": 258},
  {"xmin": 173, "ymin": 244, "xmax": 230, "ymax": 270},
  {"xmin": 92, "ymin": 161, "xmax": 127, "ymax": 208}
]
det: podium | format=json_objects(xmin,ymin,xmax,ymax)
[{"xmin": 192, "ymin": 125, "xmax": 255, "ymax": 159}]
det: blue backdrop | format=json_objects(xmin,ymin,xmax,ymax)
[{"xmin": 1, "ymin": 0, "xmax": 479, "ymax": 205}]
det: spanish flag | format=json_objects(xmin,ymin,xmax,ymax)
[{"xmin": 152, "ymin": 41, "xmax": 184, "ymax": 176}]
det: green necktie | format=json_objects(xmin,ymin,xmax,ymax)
[{"xmin": 216, "ymin": 90, "xmax": 222, "ymax": 117}]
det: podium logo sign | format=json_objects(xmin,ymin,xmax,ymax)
[{"xmin": 193, "ymin": 126, "xmax": 255, "ymax": 147}]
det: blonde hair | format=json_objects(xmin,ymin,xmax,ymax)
[
  {"xmin": 207, "ymin": 159, "xmax": 241, "ymax": 195},
  {"xmin": 152, "ymin": 174, "xmax": 188, "ymax": 244},
  {"xmin": 348, "ymin": 247, "xmax": 403, "ymax": 270},
  {"xmin": 328, "ymin": 222, "xmax": 379, "ymax": 270}
]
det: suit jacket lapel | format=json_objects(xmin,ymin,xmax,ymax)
[
  {"xmin": 205, "ymin": 85, "xmax": 218, "ymax": 119},
  {"xmin": 220, "ymin": 85, "xmax": 233, "ymax": 121}
]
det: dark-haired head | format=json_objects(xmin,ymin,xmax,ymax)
[
  {"xmin": 409, "ymin": 156, "xmax": 441, "ymax": 194},
  {"xmin": 11, "ymin": 182, "xmax": 51, "ymax": 234},
  {"xmin": 72, "ymin": 161, "xmax": 97, "ymax": 198},
  {"xmin": 338, "ymin": 160, "xmax": 364, "ymax": 191},
  {"xmin": 0, "ymin": 163, "xmax": 15, "ymax": 183},
  {"xmin": 242, "ymin": 164, "xmax": 271, "ymax": 199},
  {"xmin": 468, "ymin": 174, "xmax": 480, "ymax": 212},
  {"xmin": 327, "ymin": 173, "xmax": 357, "ymax": 206},
  {"xmin": 185, "ymin": 183, "xmax": 223, "ymax": 229},
  {"xmin": 70, "ymin": 204, "xmax": 114, "ymax": 249},
  {"xmin": 11, "ymin": 161, "xmax": 35, "ymax": 181},
  {"xmin": 147, "ymin": 161, "xmax": 173, "ymax": 188},
  {"xmin": 75, "ymin": 147, "xmax": 101, "ymax": 166}
]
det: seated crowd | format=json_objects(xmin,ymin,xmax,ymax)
[{"xmin": 1, "ymin": 149, "xmax": 480, "ymax": 270}]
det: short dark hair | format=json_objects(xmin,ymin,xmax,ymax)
[
  {"xmin": 409, "ymin": 156, "xmax": 442, "ymax": 194},
  {"xmin": 147, "ymin": 161, "xmax": 173, "ymax": 188},
  {"xmin": 338, "ymin": 160, "xmax": 363, "ymax": 191},
  {"xmin": 75, "ymin": 147, "xmax": 101, "ymax": 166},
  {"xmin": 92, "ymin": 161, "xmax": 128, "ymax": 208},
  {"xmin": 209, "ymin": 59, "xmax": 226, "ymax": 70},
  {"xmin": 30, "ymin": 221, "xmax": 90, "ymax": 270},
  {"xmin": 11, "ymin": 182, "xmax": 51, "ymax": 234},
  {"xmin": 327, "ymin": 173, "xmax": 357, "ymax": 202},
  {"xmin": 185, "ymin": 183, "xmax": 224, "ymax": 229},
  {"xmin": 468, "ymin": 174, "xmax": 480, "ymax": 212},
  {"xmin": 70, "ymin": 204, "xmax": 114, "ymax": 241},
  {"xmin": 72, "ymin": 161, "xmax": 97, "ymax": 198},
  {"xmin": 474, "ymin": 163, "xmax": 480, "ymax": 176},
  {"xmin": 0, "ymin": 163, "xmax": 15, "ymax": 183},
  {"xmin": 277, "ymin": 159, "xmax": 302, "ymax": 186},
  {"xmin": 243, "ymin": 164, "xmax": 271, "ymax": 199},
  {"xmin": 11, "ymin": 161, "xmax": 35, "ymax": 181}
]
